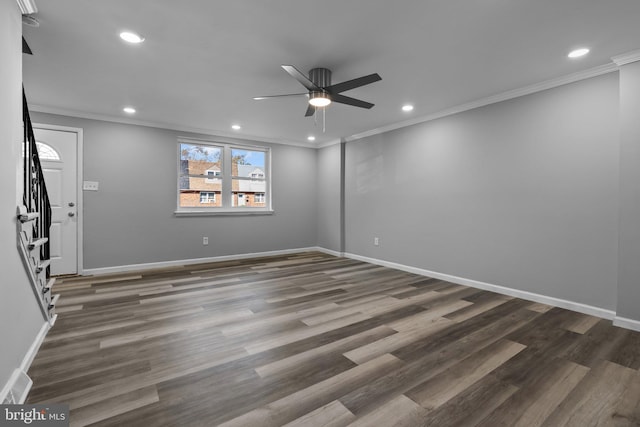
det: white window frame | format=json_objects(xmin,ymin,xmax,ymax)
[{"xmin": 176, "ymin": 138, "xmax": 272, "ymax": 216}]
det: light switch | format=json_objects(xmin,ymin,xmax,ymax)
[{"xmin": 83, "ymin": 181, "xmax": 99, "ymax": 191}]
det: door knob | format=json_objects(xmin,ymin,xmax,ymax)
[
  {"xmin": 68, "ymin": 212, "xmax": 75, "ymax": 217},
  {"xmin": 68, "ymin": 202, "xmax": 75, "ymax": 207}
]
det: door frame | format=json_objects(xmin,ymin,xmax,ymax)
[{"xmin": 33, "ymin": 123, "xmax": 84, "ymax": 275}]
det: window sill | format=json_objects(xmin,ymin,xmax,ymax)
[{"xmin": 174, "ymin": 209, "xmax": 275, "ymax": 217}]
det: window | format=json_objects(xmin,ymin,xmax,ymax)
[
  {"xmin": 36, "ymin": 142, "xmax": 61, "ymax": 161},
  {"xmin": 205, "ymin": 169, "xmax": 221, "ymax": 184},
  {"xmin": 177, "ymin": 139, "xmax": 271, "ymax": 214},
  {"xmin": 25, "ymin": 141, "xmax": 61, "ymax": 161},
  {"xmin": 200, "ymin": 192, "xmax": 216, "ymax": 204}
]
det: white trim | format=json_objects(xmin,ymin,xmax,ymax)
[
  {"xmin": 29, "ymin": 104, "xmax": 312, "ymax": 148},
  {"xmin": 315, "ymin": 247, "xmax": 344, "ymax": 258},
  {"xmin": 0, "ymin": 319, "xmax": 52, "ymax": 404},
  {"xmin": 84, "ymin": 248, "xmax": 623, "ymax": 323},
  {"xmin": 20, "ymin": 318, "xmax": 54, "ymax": 373},
  {"xmin": 345, "ymin": 63, "xmax": 618, "ymax": 143},
  {"xmin": 82, "ymin": 247, "xmax": 323, "ymax": 276},
  {"xmin": 316, "ymin": 138, "xmax": 342, "ymax": 149},
  {"xmin": 343, "ymin": 252, "xmax": 616, "ymax": 321},
  {"xmin": 32, "ymin": 123, "xmax": 85, "ymax": 275},
  {"xmin": 30, "ymin": 59, "xmax": 625, "ymax": 151},
  {"xmin": 611, "ymin": 49, "xmax": 640, "ymax": 66},
  {"xmin": 613, "ymin": 316, "xmax": 640, "ymax": 332},
  {"xmin": 174, "ymin": 209, "xmax": 274, "ymax": 217}
]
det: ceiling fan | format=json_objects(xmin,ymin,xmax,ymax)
[{"xmin": 254, "ymin": 65, "xmax": 382, "ymax": 116}]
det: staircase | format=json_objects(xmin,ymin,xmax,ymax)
[{"xmin": 17, "ymin": 89, "xmax": 58, "ymax": 325}]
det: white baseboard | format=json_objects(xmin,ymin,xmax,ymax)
[
  {"xmin": 74, "ymin": 248, "xmax": 640, "ymax": 333},
  {"xmin": 0, "ymin": 319, "xmax": 52, "ymax": 404},
  {"xmin": 343, "ymin": 252, "xmax": 617, "ymax": 321},
  {"xmin": 613, "ymin": 316, "xmax": 640, "ymax": 332},
  {"xmin": 314, "ymin": 247, "xmax": 344, "ymax": 258},
  {"xmin": 82, "ymin": 247, "xmax": 332, "ymax": 276}
]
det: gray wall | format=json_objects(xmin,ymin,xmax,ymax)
[
  {"xmin": 345, "ymin": 73, "xmax": 620, "ymax": 311},
  {"xmin": 31, "ymin": 113, "xmax": 318, "ymax": 270},
  {"xmin": 617, "ymin": 61, "xmax": 640, "ymax": 320},
  {"xmin": 0, "ymin": 0, "xmax": 47, "ymax": 393},
  {"xmin": 316, "ymin": 143, "xmax": 342, "ymax": 253}
]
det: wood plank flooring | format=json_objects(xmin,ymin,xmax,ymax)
[{"xmin": 26, "ymin": 252, "xmax": 640, "ymax": 426}]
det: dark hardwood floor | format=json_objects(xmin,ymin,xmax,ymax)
[{"xmin": 27, "ymin": 252, "xmax": 640, "ymax": 426}]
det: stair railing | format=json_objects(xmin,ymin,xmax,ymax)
[
  {"xmin": 22, "ymin": 91, "xmax": 51, "ymax": 276},
  {"xmin": 18, "ymin": 88, "xmax": 56, "ymax": 321}
]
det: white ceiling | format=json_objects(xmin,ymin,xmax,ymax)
[{"xmin": 22, "ymin": 0, "xmax": 640, "ymax": 146}]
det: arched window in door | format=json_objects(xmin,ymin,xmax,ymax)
[{"xmin": 36, "ymin": 141, "xmax": 61, "ymax": 161}]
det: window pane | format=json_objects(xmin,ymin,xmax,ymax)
[
  {"xmin": 232, "ymin": 148, "xmax": 265, "ymax": 177},
  {"xmin": 230, "ymin": 148, "xmax": 266, "ymax": 208},
  {"xmin": 179, "ymin": 143, "xmax": 222, "ymax": 207},
  {"xmin": 35, "ymin": 141, "xmax": 61, "ymax": 161},
  {"xmin": 232, "ymin": 179, "xmax": 266, "ymax": 207}
]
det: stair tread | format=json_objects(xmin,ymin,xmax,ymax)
[
  {"xmin": 28, "ymin": 237, "xmax": 48, "ymax": 250},
  {"xmin": 36, "ymin": 259, "xmax": 51, "ymax": 273}
]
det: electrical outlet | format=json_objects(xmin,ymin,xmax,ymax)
[
  {"xmin": 374, "ymin": 237, "xmax": 379, "ymax": 246},
  {"xmin": 203, "ymin": 237, "xmax": 209, "ymax": 245}
]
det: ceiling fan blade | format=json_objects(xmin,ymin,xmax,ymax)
[
  {"xmin": 330, "ymin": 93, "xmax": 374, "ymax": 109},
  {"xmin": 326, "ymin": 73, "xmax": 381, "ymax": 94},
  {"xmin": 282, "ymin": 65, "xmax": 319, "ymax": 91},
  {"xmin": 22, "ymin": 37, "xmax": 33, "ymax": 55},
  {"xmin": 253, "ymin": 93, "xmax": 308, "ymax": 100},
  {"xmin": 305, "ymin": 104, "xmax": 316, "ymax": 117}
]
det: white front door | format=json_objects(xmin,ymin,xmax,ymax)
[{"xmin": 34, "ymin": 127, "xmax": 78, "ymax": 276}]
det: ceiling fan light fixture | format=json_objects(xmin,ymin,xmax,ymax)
[{"xmin": 309, "ymin": 92, "xmax": 331, "ymax": 107}]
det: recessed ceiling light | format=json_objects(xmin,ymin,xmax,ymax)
[
  {"xmin": 568, "ymin": 48, "xmax": 589, "ymax": 58},
  {"xmin": 307, "ymin": 136, "xmax": 316, "ymax": 142},
  {"xmin": 123, "ymin": 107, "xmax": 136, "ymax": 114},
  {"xmin": 231, "ymin": 124, "xmax": 241, "ymax": 130},
  {"xmin": 402, "ymin": 104, "xmax": 414, "ymax": 112},
  {"xmin": 120, "ymin": 31, "xmax": 145, "ymax": 44}
]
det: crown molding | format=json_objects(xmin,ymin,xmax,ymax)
[
  {"xmin": 28, "ymin": 104, "xmax": 315, "ymax": 149},
  {"xmin": 316, "ymin": 138, "xmax": 342, "ymax": 149},
  {"xmin": 30, "ymin": 58, "xmax": 624, "ymax": 150},
  {"xmin": 346, "ymin": 62, "xmax": 618, "ymax": 143},
  {"xmin": 611, "ymin": 49, "xmax": 640, "ymax": 66}
]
